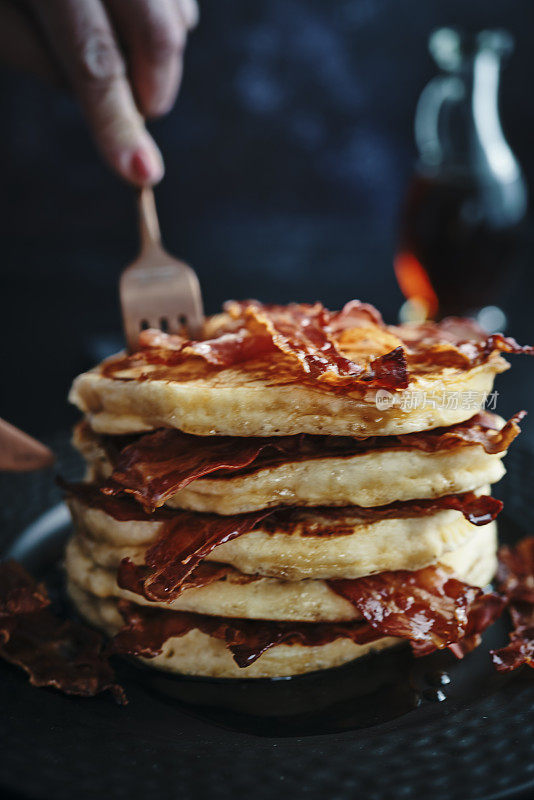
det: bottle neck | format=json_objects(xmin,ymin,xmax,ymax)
[
  {"xmin": 426, "ymin": 49, "xmax": 519, "ymax": 183},
  {"xmin": 471, "ymin": 49, "xmax": 520, "ymax": 182},
  {"xmin": 414, "ymin": 47, "xmax": 527, "ymax": 225}
]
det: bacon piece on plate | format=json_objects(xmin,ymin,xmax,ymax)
[
  {"xmin": 0, "ymin": 561, "xmax": 126, "ymax": 703},
  {"xmin": 0, "ymin": 560, "xmax": 49, "ymax": 633},
  {"xmin": 491, "ymin": 537, "xmax": 534, "ymax": 672}
]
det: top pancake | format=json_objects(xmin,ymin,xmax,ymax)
[{"xmin": 69, "ymin": 301, "xmax": 510, "ymax": 436}]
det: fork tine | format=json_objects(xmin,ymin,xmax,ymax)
[{"xmin": 120, "ymin": 188, "xmax": 204, "ymax": 352}]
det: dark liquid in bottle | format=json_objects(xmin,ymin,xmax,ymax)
[{"xmin": 396, "ymin": 172, "xmax": 520, "ymax": 318}]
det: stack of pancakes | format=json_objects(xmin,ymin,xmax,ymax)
[{"xmin": 63, "ymin": 300, "xmax": 527, "ymax": 678}]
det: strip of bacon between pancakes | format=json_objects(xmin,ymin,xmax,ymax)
[{"xmin": 62, "ymin": 300, "xmax": 532, "ymax": 678}]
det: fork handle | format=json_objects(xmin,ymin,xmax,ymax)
[{"xmin": 137, "ymin": 187, "xmax": 161, "ymax": 251}]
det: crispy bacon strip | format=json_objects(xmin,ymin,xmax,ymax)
[
  {"xmin": 92, "ymin": 411, "xmax": 522, "ymax": 512},
  {"xmin": 112, "ymin": 563, "xmax": 505, "ymax": 668},
  {"xmin": 395, "ymin": 410, "xmax": 525, "ymax": 455},
  {"xmin": 64, "ymin": 481, "xmax": 503, "ymax": 530},
  {"xmin": 329, "ymin": 565, "xmax": 505, "ymax": 658},
  {"xmin": 139, "ymin": 327, "xmax": 275, "ymax": 368},
  {"xmin": 397, "ymin": 317, "xmax": 534, "ymax": 369},
  {"xmin": 61, "ymin": 482, "xmax": 271, "ymax": 602},
  {"xmin": 326, "ymin": 299, "xmax": 385, "ymax": 330},
  {"xmin": 0, "ymin": 560, "xmax": 49, "ymax": 628},
  {"xmin": 111, "ymin": 601, "xmax": 382, "ymax": 668},
  {"xmin": 0, "ymin": 561, "xmax": 126, "ymax": 703},
  {"xmin": 101, "ymin": 301, "xmax": 534, "ymax": 392},
  {"xmin": 492, "ymin": 633, "xmax": 534, "ymax": 671},
  {"xmin": 117, "ymin": 560, "xmax": 235, "ymax": 600},
  {"xmin": 225, "ymin": 300, "xmax": 409, "ymax": 388},
  {"xmin": 494, "ymin": 537, "xmax": 534, "ymax": 604},
  {"xmin": 103, "ymin": 300, "xmax": 410, "ymax": 391},
  {"xmin": 464, "ymin": 333, "xmax": 534, "ymax": 366},
  {"xmin": 101, "ymin": 430, "xmax": 272, "ymax": 510},
  {"xmin": 124, "ymin": 491, "xmax": 500, "ymax": 600},
  {"xmin": 491, "ymin": 537, "xmax": 534, "ymax": 672},
  {"xmin": 58, "ymin": 478, "xmax": 177, "ymax": 521},
  {"xmin": 259, "ymin": 492, "xmax": 503, "ymax": 532},
  {"xmin": 117, "ymin": 508, "xmax": 274, "ymax": 602}
]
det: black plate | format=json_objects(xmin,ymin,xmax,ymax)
[{"xmin": 1, "ymin": 437, "xmax": 534, "ymax": 800}]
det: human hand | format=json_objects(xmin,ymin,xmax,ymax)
[{"xmin": 0, "ymin": 0, "xmax": 199, "ymax": 185}]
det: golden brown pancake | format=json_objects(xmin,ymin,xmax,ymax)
[
  {"xmin": 74, "ymin": 418, "xmax": 507, "ymax": 513},
  {"xmin": 67, "ymin": 581, "xmax": 400, "ymax": 679},
  {"xmin": 65, "ymin": 522, "xmax": 497, "ymax": 622},
  {"xmin": 69, "ymin": 302, "xmax": 513, "ymax": 437},
  {"xmin": 68, "ymin": 489, "xmax": 496, "ymax": 580},
  {"xmin": 70, "ymin": 357, "xmax": 505, "ymax": 438}
]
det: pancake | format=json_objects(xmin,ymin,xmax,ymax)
[
  {"xmin": 75, "ymin": 420, "xmax": 507, "ymax": 513},
  {"xmin": 66, "ymin": 520, "xmax": 498, "ymax": 678},
  {"xmin": 67, "ymin": 581, "xmax": 399, "ymax": 678},
  {"xmin": 59, "ymin": 300, "xmax": 529, "ymax": 681},
  {"xmin": 69, "ymin": 356, "xmax": 506, "ymax": 438},
  {"xmin": 65, "ymin": 522, "xmax": 497, "ymax": 622},
  {"xmin": 68, "ymin": 490, "xmax": 496, "ymax": 580},
  {"xmin": 68, "ymin": 302, "xmax": 515, "ymax": 437}
]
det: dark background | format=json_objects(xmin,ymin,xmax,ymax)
[{"xmin": 1, "ymin": 0, "xmax": 534, "ymax": 439}]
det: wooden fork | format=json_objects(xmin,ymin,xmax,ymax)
[{"xmin": 120, "ymin": 188, "xmax": 204, "ymax": 352}]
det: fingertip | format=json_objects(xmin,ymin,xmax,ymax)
[
  {"xmin": 117, "ymin": 142, "xmax": 165, "ymax": 186},
  {"xmin": 131, "ymin": 147, "xmax": 164, "ymax": 185},
  {"xmin": 131, "ymin": 144, "xmax": 165, "ymax": 185}
]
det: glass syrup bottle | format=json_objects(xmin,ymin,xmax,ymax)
[{"xmin": 395, "ymin": 28, "xmax": 527, "ymax": 327}]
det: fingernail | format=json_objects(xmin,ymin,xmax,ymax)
[{"xmin": 128, "ymin": 144, "xmax": 164, "ymax": 185}]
